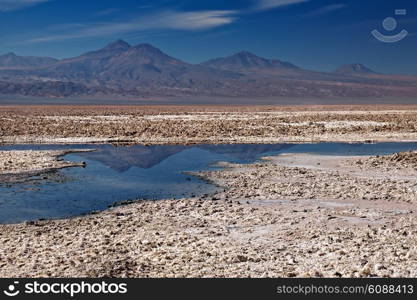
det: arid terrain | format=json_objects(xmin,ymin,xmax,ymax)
[
  {"xmin": 0, "ymin": 150, "xmax": 416, "ymax": 277},
  {"xmin": 0, "ymin": 149, "xmax": 90, "ymax": 183},
  {"xmin": 0, "ymin": 105, "xmax": 416, "ymax": 278},
  {"xmin": 0, "ymin": 105, "xmax": 417, "ymax": 144}
]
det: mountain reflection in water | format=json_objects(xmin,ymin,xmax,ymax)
[
  {"xmin": 0, "ymin": 142, "xmax": 416, "ymax": 224},
  {"xmin": 73, "ymin": 144, "xmax": 295, "ymax": 172}
]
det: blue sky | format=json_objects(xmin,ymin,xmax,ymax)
[{"xmin": 0, "ymin": 0, "xmax": 416, "ymax": 74}]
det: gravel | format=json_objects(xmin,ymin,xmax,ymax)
[{"xmin": 0, "ymin": 152, "xmax": 416, "ymax": 278}]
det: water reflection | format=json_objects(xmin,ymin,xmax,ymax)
[
  {"xmin": 73, "ymin": 144, "xmax": 295, "ymax": 172},
  {"xmin": 0, "ymin": 142, "xmax": 416, "ymax": 224}
]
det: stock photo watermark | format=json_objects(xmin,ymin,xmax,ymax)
[
  {"xmin": 371, "ymin": 9, "xmax": 408, "ymax": 43},
  {"xmin": 2, "ymin": 281, "xmax": 128, "ymax": 298}
]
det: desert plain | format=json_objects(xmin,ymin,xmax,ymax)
[{"xmin": 0, "ymin": 104, "xmax": 416, "ymax": 277}]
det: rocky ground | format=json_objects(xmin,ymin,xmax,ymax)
[
  {"xmin": 355, "ymin": 151, "xmax": 417, "ymax": 171},
  {"xmin": 0, "ymin": 105, "xmax": 417, "ymax": 144},
  {"xmin": 0, "ymin": 150, "xmax": 90, "ymax": 183},
  {"xmin": 0, "ymin": 151, "xmax": 416, "ymax": 278}
]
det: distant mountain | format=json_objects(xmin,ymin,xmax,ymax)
[
  {"xmin": 34, "ymin": 40, "xmax": 240, "ymax": 91},
  {"xmin": 0, "ymin": 52, "xmax": 58, "ymax": 69},
  {"xmin": 333, "ymin": 63, "xmax": 377, "ymax": 76},
  {"xmin": 0, "ymin": 80, "xmax": 93, "ymax": 97},
  {"xmin": 201, "ymin": 51, "xmax": 299, "ymax": 75},
  {"xmin": 0, "ymin": 40, "xmax": 416, "ymax": 99},
  {"xmin": 91, "ymin": 39, "xmax": 131, "ymax": 54}
]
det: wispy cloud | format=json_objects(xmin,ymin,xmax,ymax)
[
  {"xmin": 95, "ymin": 8, "xmax": 120, "ymax": 17},
  {"xmin": 0, "ymin": 0, "xmax": 51, "ymax": 12},
  {"xmin": 304, "ymin": 4, "xmax": 347, "ymax": 17},
  {"xmin": 28, "ymin": 10, "xmax": 237, "ymax": 43},
  {"xmin": 256, "ymin": 0, "xmax": 309, "ymax": 11},
  {"xmin": 162, "ymin": 10, "xmax": 236, "ymax": 30},
  {"xmin": 23, "ymin": 1, "xmax": 308, "ymax": 44}
]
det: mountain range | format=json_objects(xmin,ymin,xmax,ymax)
[
  {"xmin": 0, "ymin": 52, "xmax": 58, "ymax": 69},
  {"xmin": 0, "ymin": 39, "xmax": 416, "ymax": 99}
]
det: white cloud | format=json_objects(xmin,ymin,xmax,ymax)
[
  {"xmin": 304, "ymin": 4, "xmax": 347, "ymax": 17},
  {"xmin": 0, "ymin": 0, "xmax": 51, "ymax": 12},
  {"xmin": 256, "ymin": 0, "xmax": 309, "ymax": 11},
  {"xmin": 21, "ymin": 1, "xmax": 309, "ymax": 44},
  {"xmin": 161, "ymin": 10, "xmax": 236, "ymax": 30},
  {"xmin": 28, "ymin": 10, "xmax": 237, "ymax": 43}
]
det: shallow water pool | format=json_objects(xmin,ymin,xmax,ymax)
[{"xmin": 0, "ymin": 142, "xmax": 416, "ymax": 224}]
